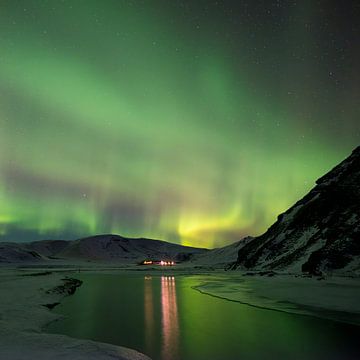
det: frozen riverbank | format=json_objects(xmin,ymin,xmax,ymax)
[
  {"xmin": 2, "ymin": 265, "xmax": 360, "ymax": 360},
  {"xmin": 193, "ymin": 274, "xmax": 360, "ymax": 326},
  {"xmin": 0, "ymin": 268, "xmax": 151, "ymax": 360}
]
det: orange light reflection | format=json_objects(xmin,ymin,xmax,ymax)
[{"xmin": 161, "ymin": 276, "xmax": 179, "ymax": 360}]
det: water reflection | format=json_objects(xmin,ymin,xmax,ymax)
[
  {"xmin": 161, "ymin": 276, "xmax": 179, "ymax": 360},
  {"xmin": 48, "ymin": 275, "xmax": 360, "ymax": 360},
  {"xmin": 144, "ymin": 276, "xmax": 155, "ymax": 353},
  {"xmin": 144, "ymin": 276, "xmax": 180, "ymax": 359}
]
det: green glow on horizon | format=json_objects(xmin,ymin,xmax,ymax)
[{"xmin": 0, "ymin": 1, "xmax": 358, "ymax": 247}]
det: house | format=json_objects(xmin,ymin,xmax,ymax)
[{"xmin": 140, "ymin": 259, "xmax": 175, "ymax": 266}]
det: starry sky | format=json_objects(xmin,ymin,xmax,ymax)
[{"xmin": 0, "ymin": 0, "xmax": 359, "ymax": 247}]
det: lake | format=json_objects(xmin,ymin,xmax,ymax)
[{"xmin": 47, "ymin": 274, "xmax": 360, "ymax": 360}]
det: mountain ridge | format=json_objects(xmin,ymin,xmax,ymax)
[
  {"xmin": 0, "ymin": 234, "xmax": 208, "ymax": 263},
  {"xmin": 231, "ymin": 146, "xmax": 360, "ymax": 275}
]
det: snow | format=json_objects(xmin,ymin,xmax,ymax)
[
  {"xmin": 0, "ymin": 269, "xmax": 151, "ymax": 360},
  {"xmin": 189, "ymin": 237, "xmax": 252, "ymax": 267},
  {"xmin": 194, "ymin": 273, "xmax": 360, "ymax": 325},
  {"xmin": 1, "ymin": 262, "xmax": 360, "ymax": 358},
  {"xmin": 0, "ymin": 235, "xmax": 207, "ymax": 264},
  {"xmin": 273, "ymin": 227, "xmax": 325, "ymax": 273},
  {"xmin": 0, "ymin": 243, "xmax": 45, "ymax": 263}
]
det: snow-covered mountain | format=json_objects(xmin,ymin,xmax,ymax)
[
  {"xmin": 57, "ymin": 234, "xmax": 207, "ymax": 262},
  {"xmin": 0, "ymin": 234, "xmax": 207, "ymax": 264},
  {"xmin": 0, "ymin": 242, "xmax": 46, "ymax": 263},
  {"xmin": 231, "ymin": 146, "xmax": 360, "ymax": 275},
  {"xmin": 190, "ymin": 237, "xmax": 253, "ymax": 267}
]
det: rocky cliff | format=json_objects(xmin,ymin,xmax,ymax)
[{"xmin": 231, "ymin": 146, "xmax": 360, "ymax": 275}]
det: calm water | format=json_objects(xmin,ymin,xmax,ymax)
[{"xmin": 47, "ymin": 274, "xmax": 360, "ymax": 360}]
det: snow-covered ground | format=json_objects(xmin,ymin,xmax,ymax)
[
  {"xmin": 0, "ymin": 268, "xmax": 151, "ymax": 360},
  {"xmin": 1, "ymin": 265, "xmax": 360, "ymax": 359},
  {"xmin": 193, "ymin": 273, "xmax": 360, "ymax": 325}
]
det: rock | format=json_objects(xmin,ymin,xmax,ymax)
[
  {"xmin": 47, "ymin": 277, "xmax": 83, "ymax": 296},
  {"xmin": 232, "ymin": 146, "xmax": 360, "ymax": 275}
]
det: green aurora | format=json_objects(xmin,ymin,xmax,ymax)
[{"xmin": 0, "ymin": 1, "xmax": 359, "ymax": 247}]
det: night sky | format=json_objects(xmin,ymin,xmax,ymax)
[{"xmin": 1, "ymin": 1, "xmax": 359, "ymax": 247}]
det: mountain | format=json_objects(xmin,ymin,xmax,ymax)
[
  {"xmin": 27, "ymin": 240, "xmax": 70, "ymax": 257},
  {"xmin": 55, "ymin": 234, "xmax": 207, "ymax": 262},
  {"xmin": 0, "ymin": 242, "xmax": 45, "ymax": 263},
  {"xmin": 0, "ymin": 234, "xmax": 208, "ymax": 264},
  {"xmin": 190, "ymin": 237, "xmax": 253, "ymax": 267},
  {"xmin": 231, "ymin": 146, "xmax": 360, "ymax": 275}
]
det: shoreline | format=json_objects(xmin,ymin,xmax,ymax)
[
  {"xmin": 0, "ymin": 268, "xmax": 151, "ymax": 360},
  {"xmin": 42, "ymin": 266, "xmax": 360, "ymax": 327},
  {"xmin": 192, "ymin": 274, "xmax": 360, "ymax": 326},
  {"xmin": 1, "ymin": 265, "xmax": 360, "ymax": 359}
]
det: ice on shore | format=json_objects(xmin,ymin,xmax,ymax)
[
  {"xmin": 194, "ymin": 274, "xmax": 360, "ymax": 325},
  {"xmin": 0, "ymin": 270, "xmax": 151, "ymax": 360}
]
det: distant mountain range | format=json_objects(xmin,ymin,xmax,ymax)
[
  {"xmin": 0, "ymin": 234, "xmax": 207, "ymax": 264},
  {"xmin": 231, "ymin": 146, "xmax": 360, "ymax": 275}
]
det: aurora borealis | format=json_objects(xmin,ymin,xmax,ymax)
[{"xmin": 0, "ymin": 1, "xmax": 359, "ymax": 247}]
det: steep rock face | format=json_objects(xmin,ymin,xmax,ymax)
[{"xmin": 232, "ymin": 146, "xmax": 360, "ymax": 275}]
